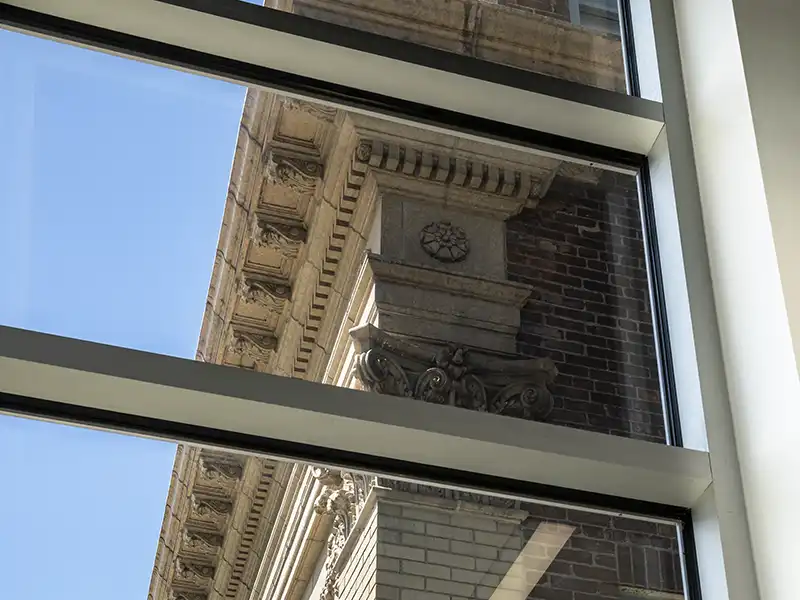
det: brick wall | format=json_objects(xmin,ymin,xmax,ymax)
[
  {"xmin": 374, "ymin": 499, "xmax": 522, "ymax": 600},
  {"xmin": 338, "ymin": 492, "xmax": 683, "ymax": 600},
  {"xmin": 507, "ymin": 171, "xmax": 666, "ymax": 443},
  {"xmin": 340, "ymin": 508, "xmax": 378, "ymax": 600},
  {"xmin": 522, "ymin": 502, "xmax": 683, "ymax": 599}
]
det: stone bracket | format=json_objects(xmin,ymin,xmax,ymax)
[{"xmin": 350, "ymin": 324, "xmax": 557, "ymax": 421}]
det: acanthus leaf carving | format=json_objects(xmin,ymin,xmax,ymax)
[
  {"xmin": 312, "ymin": 469, "xmax": 376, "ymax": 600},
  {"xmin": 197, "ymin": 456, "xmax": 244, "ymax": 490},
  {"xmin": 413, "ymin": 346, "xmax": 487, "ymax": 411},
  {"xmin": 351, "ymin": 326, "xmax": 556, "ymax": 421},
  {"xmin": 490, "ymin": 382, "xmax": 553, "ymax": 421},
  {"xmin": 173, "ymin": 559, "xmax": 214, "ymax": 588},
  {"xmin": 189, "ymin": 495, "xmax": 232, "ymax": 530},
  {"xmin": 283, "ymin": 97, "xmax": 337, "ymax": 122},
  {"xmin": 228, "ymin": 331, "xmax": 277, "ymax": 366},
  {"xmin": 354, "ymin": 349, "xmax": 411, "ymax": 397},
  {"xmin": 252, "ymin": 218, "xmax": 307, "ymax": 259},
  {"xmin": 181, "ymin": 530, "xmax": 223, "ymax": 557},
  {"xmin": 169, "ymin": 591, "xmax": 207, "ymax": 600},
  {"xmin": 265, "ymin": 152, "xmax": 323, "ymax": 195},
  {"xmin": 311, "ymin": 467, "xmax": 344, "ymax": 488},
  {"xmin": 239, "ymin": 278, "xmax": 292, "ymax": 311}
]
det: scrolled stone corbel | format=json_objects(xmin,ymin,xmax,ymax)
[
  {"xmin": 354, "ymin": 348, "xmax": 411, "ymax": 397},
  {"xmin": 490, "ymin": 382, "xmax": 554, "ymax": 420}
]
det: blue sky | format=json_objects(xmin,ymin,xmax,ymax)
[{"xmin": 0, "ymin": 29, "xmax": 245, "ymax": 600}]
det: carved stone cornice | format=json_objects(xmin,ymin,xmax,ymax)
[
  {"xmin": 290, "ymin": 138, "xmax": 374, "ymax": 376},
  {"xmin": 367, "ymin": 253, "xmax": 533, "ymax": 308},
  {"xmin": 354, "ymin": 138, "xmax": 558, "ymax": 218},
  {"xmin": 287, "ymin": 129, "xmax": 562, "ymax": 377},
  {"xmin": 351, "ymin": 324, "xmax": 557, "ymax": 421}
]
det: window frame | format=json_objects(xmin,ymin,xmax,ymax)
[{"xmin": 0, "ymin": 0, "xmax": 756, "ymax": 597}]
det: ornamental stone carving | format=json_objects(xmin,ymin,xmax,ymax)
[
  {"xmin": 312, "ymin": 469, "xmax": 376, "ymax": 600},
  {"xmin": 169, "ymin": 591, "xmax": 207, "ymax": 600},
  {"xmin": 197, "ymin": 456, "xmax": 244, "ymax": 491},
  {"xmin": 239, "ymin": 278, "xmax": 292, "ymax": 310},
  {"xmin": 253, "ymin": 218, "xmax": 307, "ymax": 259},
  {"xmin": 355, "ymin": 140, "xmax": 373, "ymax": 163},
  {"xmin": 419, "ymin": 221, "xmax": 470, "ymax": 263},
  {"xmin": 351, "ymin": 325, "xmax": 557, "ymax": 421},
  {"xmin": 189, "ymin": 496, "xmax": 232, "ymax": 530},
  {"xmin": 265, "ymin": 153, "xmax": 323, "ymax": 195},
  {"xmin": 228, "ymin": 331, "xmax": 278, "ymax": 365},
  {"xmin": 181, "ymin": 531, "xmax": 223, "ymax": 557},
  {"xmin": 353, "ymin": 349, "xmax": 411, "ymax": 397},
  {"xmin": 174, "ymin": 559, "xmax": 214, "ymax": 588},
  {"xmin": 283, "ymin": 97, "xmax": 337, "ymax": 122}
]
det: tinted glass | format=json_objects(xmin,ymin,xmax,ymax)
[
  {"xmin": 254, "ymin": 0, "xmax": 630, "ymax": 93},
  {"xmin": 1, "ymin": 30, "xmax": 668, "ymax": 444},
  {"xmin": 0, "ymin": 414, "xmax": 687, "ymax": 600}
]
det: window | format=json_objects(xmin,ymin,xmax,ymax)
[
  {"xmin": 0, "ymin": 0, "xmax": 750, "ymax": 599},
  {"xmin": 568, "ymin": 0, "xmax": 621, "ymax": 36}
]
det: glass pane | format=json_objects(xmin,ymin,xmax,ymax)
[
  {"xmin": 256, "ymin": 0, "xmax": 629, "ymax": 93},
  {"xmin": 1, "ymin": 30, "xmax": 668, "ymax": 444},
  {"xmin": 2, "ymin": 415, "xmax": 688, "ymax": 600},
  {"xmin": 0, "ymin": 415, "xmax": 175, "ymax": 600}
]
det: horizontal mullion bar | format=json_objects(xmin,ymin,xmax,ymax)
[
  {"xmin": 0, "ymin": 0, "xmax": 663, "ymax": 157},
  {"xmin": 0, "ymin": 326, "xmax": 711, "ymax": 509}
]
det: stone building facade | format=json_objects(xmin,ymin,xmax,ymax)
[{"xmin": 148, "ymin": 3, "xmax": 682, "ymax": 600}]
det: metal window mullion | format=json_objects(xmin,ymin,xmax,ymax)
[
  {"xmin": 0, "ymin": 325, "xmax": 711, "ymax": 511},
  {"xmin": 0, "ymin": 0, "xmax": 663, "ymax": 158},
  {"xmin": 641, "ymin": 0, "xmax": 760, "ymax": 598}
]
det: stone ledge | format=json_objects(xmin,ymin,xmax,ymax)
[{"xmin": 367, "ymin": 253, "xmax": 533, "ymax": 308}]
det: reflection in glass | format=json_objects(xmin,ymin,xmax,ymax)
[
  {"xmin": 150, "ymin": 455, "xmax": 687, "ymax": 600},
  {"xmin": 259, "ymin": 0, "xmax": 626, "ymax": 92},
  {"xmin": 3, "ymin": 30, "xmax": 665, "ymax": 445},
  {"xmin": 0, "ymin": 415, "xmax": 175, "ymax": 600},
  {"xmin": 0, "ymin": 29, "xmax": 245, "ymax": 359}
]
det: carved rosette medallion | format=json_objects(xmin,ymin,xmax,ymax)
[
  {"xmin": 419, "ymin": 221, "xmax": 470, "ymax": 263},
  {"xmin": 253, "ymin": 218, "xmax": 307, "ymax": 259}
]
